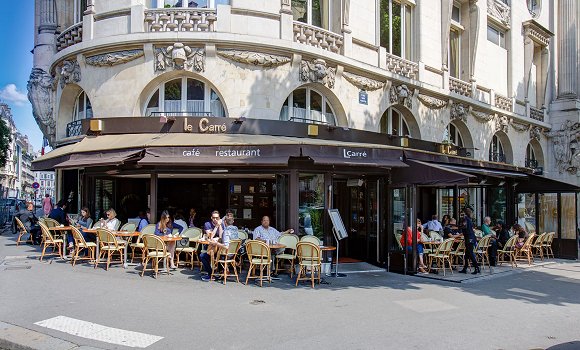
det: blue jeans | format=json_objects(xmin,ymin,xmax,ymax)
[{"xmin": 200, "ymin": 252, "xmax": 211, "ymax": 274}]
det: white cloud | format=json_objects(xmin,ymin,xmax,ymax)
[{"xmin": 0, "ymin": 84, "xmax": 29, "ymax": 106}]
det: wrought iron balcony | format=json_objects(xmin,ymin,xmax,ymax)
[
  {"xmin": 489, "ymin": 152, "xmax": 506, "ymax": 163},
  {"xmin": 66, "ymin": 119, "xmax": 83, "ymax": 138},
  {"xmin": 525, "ymin": 158, "xmax": 539, "ymax": 169}
]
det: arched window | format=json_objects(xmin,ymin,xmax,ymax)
[
  {"xmin": 144, "ymin": 77, "xmax": 225, "ymax": 117},
  {"xmin": 489, "ymin": 134, "xmax": 505, "ymax": 162},
  {"xmin": 73, "ymin": 91, "xmax": 93, "ymax": 121},
  {"xmin": 526, "ymin": 143, "xmax": 537, "ymax": 168},
  {"xmin": 280, "ymin": 88, "xmax": 336, "ymax": 125},
  {"xmin": 162, "ymin": 0, "xmax": 229, "ymax": 8},
  {"xmin": 380, "ymin": 107, "xmax": 410, "ymax": 137},
  {"xmin": 446, "ymin": 122, "xmax": 464, "ymax": 147}
]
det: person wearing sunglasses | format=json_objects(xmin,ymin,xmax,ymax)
[{"xmin": 200, "ymin": 210, "xmax": 224, "ymax": 280}]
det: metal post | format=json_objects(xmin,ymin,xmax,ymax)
[{"xmin": 332, "ymin": 227, "xmax": 346, "ymax": 277}]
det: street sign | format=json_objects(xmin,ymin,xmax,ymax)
[
  {"xmin": 32, "ymin": 182, "xmax": 40, "ymax": 189},
  {"xmin": 358, "ymin": 90, "xmax": 368, "ymax": 105}
]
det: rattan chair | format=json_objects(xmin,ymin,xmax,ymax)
[
  {"xmin": 429, "ymin": 231, "xmax": 444, "ymax": 241},
  {"xmin": 275, "ymin": 234, "xmax": 299, "ymax": 277},
  {"xmin": 497, "ymin": 235, "xmax": 518, "ymax": 267},
  {"xmin": 130, "ymin": 224, "xmax": 156, "ymax": 263},
  {"xmin": 43, "ymin": 217, "xmax": 60, "ymax": 228},
  {"xmin": 543, "ymin": 232, "xmax": 555, "ymax": 259},
  {"xmin": 211, "ymin": 239, "xmax": 241, "ymax": 284},
  {"xmin": 39, "ymin": 222, "xmax": 63, "ymax": 261},
  {"xmin": 395, "ymin": 233, "xmax": 403, "ymax": 250},
  {"xmin": 141, "ymin": 234, "xmax": 170, "ymax": 278},
  {"xmin": 14, "ymin": 217, "xmax": 33, "ymax": 246},
  {"xmin": 427, "ymin": 238, "xmax": 454, "ymax": 276},
  {"xmin": 245, "ymin": 240, "xmax": 272, "ymax": 287},
  {"xmin": 450, "ymin": 239, "xmax": 465, "ymax": 267},
  {"xmin": 514, "ymin": 233, "xmax": 536, "ymax": 266},
  {"xmin": 295, "ymin": 242, "xmax": 322, "ymax": 288},
  {"xmin": 475, "ymin": 235, "xmax": 492, "ymax": 270},
  {"xmin": 420, "ymin": 232, "xmax": 433, "ymax": 255},
  {"xmin": 175, "ymin": 227, "xmax": 202, "ymax": 269},
  {"xmin": 70, "ymin": 226, "xmax": 97, "ymax": 266},
  {"xmin": 237, "ymin": 230, "xmax": 248, "ymax": 240},
  {"xmin": 531, "ymin": 232, "xmax": 547, "ymax": 260},
  {"xmin": 474, "ymin": 229, "xmax": 484, "ymax": 238},
  {"xmin": 95, "ymin": 228, "xmax": 125, "ymax": 270},
  {"xmin": 300, "ymin": 235, "xmax": 321, "ymax": 245},
  {"xmin": 120, "ymin": 222, "xmax": 137, "ymax": 232}
]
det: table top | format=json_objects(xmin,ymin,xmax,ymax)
[
  {"xmin": 114, "ymin": 231, "xmax": 140, "ymax": 237},
  {"xmin": 160, "ymin": 235, "xmax": 182, "ymax": 242},
  {"xmin": 49, "ymin": 226, "xmax": 73, "ymax": 231},
  {"xmin": 268, "ymin": 243, "xmax": 286, "ymax": 249},
  {"xmin": 319, "ymin": 245, "xmax": 336, "ymax": 251},
  {"xmin": 422, "ymin": 240, "xmax": 443, "ymax": 246}
]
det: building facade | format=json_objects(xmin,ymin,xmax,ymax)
[
  {"xmin": 34, "ymin": 170, "xmax": 56, "ymax": 203},
  {"xmin": 30, "ymin": 0, "xmax": 579, "ymax": 266}
]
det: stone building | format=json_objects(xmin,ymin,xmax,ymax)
[
  {"xmin": 0, "ymin": 103, "xmax": 19, "ymax": 198},
  {"xmin": 30, "ymin": 0, "xmax": 579, "ymax": 265}
]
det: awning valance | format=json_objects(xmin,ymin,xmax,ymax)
[
  {"xmin": 515, "ymin": 175, "xmax": 580, "ymax": 192},
  {"xmin": 302, "ymin": 145, "xmax": 406, "ymax": 168},
  {"xmin": 54, "ymin": 149, "xmax": 143, "ymax": 169},
  {"xmin": 391, "ymin": 159, "xmax": 475, "ymax": 186}
]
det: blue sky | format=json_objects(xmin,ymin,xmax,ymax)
[{"xmin": 0, "ymin": 1, "xmax": 44, "ymax": 151}]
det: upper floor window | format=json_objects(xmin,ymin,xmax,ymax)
[
  {"xmin": 74, "ymin": 0, "xmax": 87, "ymax": 23},
  {"xmin": 380, "ymin": 107, "xmax": 410, "ymax": 137},
  {"xmin": 451, "ymin": 4, "xmax": 460, "ymax": 22},
  {"xmin": 73, "ymin": 91, "xmax": 93, "ymax": 121},
  {"xmin": 527, "ymin": 0, "xmax": 541, "ymax": 17},
  {"xmin": 292, "ymin": 0, "xmax": 333, "ymax": 31},
  {"xmin": 280, "ymin": 88, "xmax": 336, "ymax": 125},
  {"xmin": 446, "ymin": 122, "xmax": 464, "ymax": 147},
  {"xmin": 489, "ymin": 134, "xmax": 505, "ymax": 162},
  {"xmin": 162, "ymin": 0, "xmax": 229, "ymax": 8},
  {"xmin": 144, "ymin": 77, "xmax": 225, "ymax": 117},
  {"xmin": 487, "ymin": 25, "xmax": 506, "ymax": 48},
  {"xmin": 380, "ymin": 0, "xmax": 413, "ymax": 59},
  {"xmin": 525, "ymin": 143, "xmax": 538, "ymax": 168}
]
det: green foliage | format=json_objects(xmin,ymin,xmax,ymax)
[
  {"xmin": 379, "ymin": 0, "xmax": 402, "ymax": 56},
  {"xmin": 0, "ymin": 118, "xmax": 10, "ymax": 168}
]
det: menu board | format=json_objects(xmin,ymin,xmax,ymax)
[{"xmin": 328, "ymin": 209, "xmax": 348, "ymax": 241}]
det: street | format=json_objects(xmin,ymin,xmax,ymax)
[{"xmin": 0, "ymin": 227, "xmax": 579, "ymax": 350}]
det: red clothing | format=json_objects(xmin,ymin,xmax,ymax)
[{"xmin": 401, "ymin": 227, "xmax": 421, "ymax": 247}]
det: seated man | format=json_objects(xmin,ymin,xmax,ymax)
[
  {"xmin": 253, "ymin": 215, "xmax": 293, "ymax": 243},
  {"xmin": 16, "ymin": 202, "xmax": 41, "ymax": 244},
  {"xmin": 443, "ymin": 218, "xmax": 461, "ymax": 239},
  {"xmin": 423, "ymin": 214, "xmax": 443, "ymax": 233},
  {"xmin": 200, "ymin": 211, "xmax": 223, "ymax": 281},
  {"xmin": 481, "ymin": 216, "xmax": 498, "ymax": 266}
]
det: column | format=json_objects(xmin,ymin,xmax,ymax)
[
  {"xmin": 150, "ymin": 173, "xmax": 158, "ymax": 224},
  {"xmin": 557, "ymin": 0, "xmax": 578, "ymax": 98},
  {"xmin": 280, "ymin": 0, "xmax": 293, "ymax": 41},
  {"xmin": 341, "ymin": 0, "xmax": 352, "ymax": 56}
]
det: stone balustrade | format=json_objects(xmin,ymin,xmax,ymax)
[
  {"xmin": 56, "ymin": 22, "xmax": 83, "ymax": 52},
  {"xmin": 449, "ymin": 77, "xmax": 472, "ymax": 97},
  {"xmin": 293, "ymin": 21, "xmax": 343, "ymax": 54},
  {"xmin": 385, "ymin": 52, "xmax": 419, "ymax": 79},
  {"xmin": 529, "ymin": 106, "xmax": 544, "ymax": 121},
  {"xmin": 144, "ymin": 8, "xmax": 217, "ymax": 32},
  {"xmin": 495, "ymin": 93, "xmax": 512, "ymax": 112}
]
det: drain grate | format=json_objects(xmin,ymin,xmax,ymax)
[
  {"xmin": 4, "ymin": 266, "xmax": 31, "ymax": 270},
  {"xmin": 250, "ymin": 300, "xmax": 265, "ymax": 305}
]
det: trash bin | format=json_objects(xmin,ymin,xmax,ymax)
[{"xmin": 321, "ymin": 262, "xmax": 331, "ymax": 274}]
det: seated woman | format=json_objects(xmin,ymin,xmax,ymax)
[
  {"xmin": 400, "ymin": 218, "xmax": 428, "ymax": 273},
  {"xmin": 97, "ymin": 208, "xmax": 120, "ymax": 231},
  {"xmin": 512, "ymin": 223, "xmax": 527, "ymax": 250},
  {"xmin": 76, "ymin": 207, "xmax": 94, "ymax": 242},
  {"xmin": 154, "ymin": 211, "xmax": 177, "ymax": 269}
]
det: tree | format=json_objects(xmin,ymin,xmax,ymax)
[{"xmin": 0, "ymin": 118, "xmax": 11, "ymax": 168}]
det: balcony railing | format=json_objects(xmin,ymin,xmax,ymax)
[
  {"xmin": 529, "ymin": 106, "xmax": 544, "ymax": 122},
  {"xmin": 144, "ymin": 8, "xmax": 217, "ymax": 32},
  {"xmin": 385, "ymin": 52, "xmax": 419, "ymax": 79},
  {"xmin": 495, "ymin": 94, "xmax": 512, "ymax": 112},
  {"xmin": 293, "ymin": 22, "xmax": 343, "ymax": 54},
  {"xmin": 525, "ymin": 158, "xmax": 539, "ymax": 169},
  {"xmin": 489, "ymin": 152, "xmax": 506, "ymax": 163},
  {"xmin": 66, "ymin": 119, "xmax": 83, "ymax": 138},
  {"xmin": 56, "ymin": 22, "xmax": 83, "ymax": 52},
  {"xmin": 449, "ymin": 77, "xmax": 472, "ymax": 97},
  {"xmin": 280, "ymin": 106, "xmax": 336, "ymax": 126}
]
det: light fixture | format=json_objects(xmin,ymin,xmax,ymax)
[
  {"xmin": 159, "ymin": 115, "xmax": 176, "ymax": 124},
  {"xmin": 478, "ymin": 179, "xmax": 487, "ymax": 185},
  {"xmin": 211, "ymin": 169, "xmax": 228, "ymax": 173},
  {"xmin": 233, "ymin": 116, "xmax": 246, "ymax": 125},
  {"xmin": 498, "ymin": 181, "xmax": 506, "ymax": 186}
]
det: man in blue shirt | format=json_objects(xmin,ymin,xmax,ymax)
[{"xmin": 423, "ymin": 215, "xmax": 443, "ymax": 232}]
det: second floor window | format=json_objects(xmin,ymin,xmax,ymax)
[
  {"xmin": 489, "ymin": 134, "xmax": 505, "ymax": 162},
  {"xmin": 73, "ymin": 91, "xmax": 93, "ymax": 121},
  {"xmin": 380, "ymin": 0, "xmax": 413, "ymax": 59},
  {"xmin": 162, "ymin": 0, "xmax": 229, "ymax": 8},
  {"xmin": 487, "ymin": 25, "xmax": 506, "ymax": 49},
  {"xmin": 292, "ymin": 0, "xmax": 333, "ymax": 31}
]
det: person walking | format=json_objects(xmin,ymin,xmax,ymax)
[
  {"xmin": 459, "ymin": 207, "xmax": 480, "ymax": 274},
  {"xmin": 42, "ymin": 194, "xmax": 53, "ymax": 216}
]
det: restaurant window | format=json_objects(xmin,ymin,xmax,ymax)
[
  {"xmin": 379, "ymin": 0, "xmax": 413, "ymax": 60},
  {"xmin": 391, "ymin": 187, "xmax": 405, "ymax": 251},
  {"xmin": 538, "ymin": 193, "xmax": 558, "ymax": 236},
  {"xmin": 488, "ymin": 187, "xmax": 506, "ymax": 225},
  {"xmin": 73, "ymin": 91, "xmax": 93, "ymax": 121},
  {"xmin": 489, "ymin": 134, "xmax": 505, "ymax": 163},
  {"xmin": 299, "ymin": 174, "xmax": 325, "ymax": 240},
  {"xmin": 561, "ymin": 193, "xmax": 576, "ymax": 240},
  {"xmin": 380, "ymin": 107, "xmax": 411, "ymax": 137},
  {"xmin": 144, "ymin": 77, "xmax": 225, "ymax": 117},
  {"xmin": 487, "ymin": 25, "xmax": 506, "ymax": 49},
  {"xmin": 445, "ymin": 122, "xmax": 464, "ymax": 147},
  {"xmin": 517, "ymin": 193, "xmax": 536, "ymax": 233},
  {"xmin": 292, "ymin": 0, "xmax": 332, "ymax": 31},
  {"xmin": 280, "ymin": 88, "xmax": 336, "ymax": 125}
]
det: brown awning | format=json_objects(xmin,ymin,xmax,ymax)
[
  {"xmin": 301, "ymin": 145, "xmax": 407, "ymax": 168},
  {"xmin": 55, "ymin": 149, "xmax": 143, "ymax": 169},
  {"xmin": 138, "ymin": 145, "xmax": 300, "ymax": 166},
  {"xmin": 515, "ymin": 175, "xmax": 580, "ymax": 192},
  {"xmin": 439, "ymin": 164, "xmax": 529, "ymax": 179},
  {"xmin": 391, "ymin": 159, "xmax": 475, "ymax": 186}
]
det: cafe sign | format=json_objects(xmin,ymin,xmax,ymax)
[{"xmin": 184, "ymin": 117, "xmax": 227, "ymax": 133}]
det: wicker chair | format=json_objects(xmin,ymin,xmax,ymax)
[
  {"xmin": 70, "ymin": 226, "xmax": 97, "ymax": 266},
  {"xmin": 120, "ymin": 222, "xmax": 137, "ymax": 232},
  {"xmin": 39, "ymin": 222, "xmax": 63, "ymax": 261},
  {"xmin": 429, "ymin": 231, "xmax": 444, "ymax": 241},
  {"xmin": 275, "ymin": 234, "xmax": 299, "ymax": 277},
  {"xmin": 245, "ymin": 240, "xmax": 272, "ymax": 287},
  {"xmin": 95, "ymin": 229, "xmax": 125, "ymax": 270},
  {"xmin": 295, "ymin": 242, "xmax": 322, "ymax": 288},
  {"xmin": 514, "ymin": 233, "xmax": 536, "ymax": 266},
  {"xmin": 14, "ymin": 217, "xmax": 33, "ymax": 246},
  {"xmin": 475, "ymin": 235, "xmax": 492, "ymax": 270},
  {"xmin": 211, "ymin": 239, "xmax": 241, "ymax": 284},
  {"xmin": 175, "ymin": 227, "xmax": 202, "ymax": 269},
  {"xmin": 543, "ymin": 232, "xmax": 555, "ymax": 259},
  {"xmin": 427, "ymin": 238, "xmax": 455, "ymax": 276},
  {"xmin": 450, "ymin": 239, "xmax": 465, "ymax": 267},
  {"xmin": 300, "ymin": 235, "xmax": 321, "ymax": 245},
  {"xmin": 531, "ymin": 232, "xmax": 547, "ymax": 260},
  {"xmin": 140, "ymin": 234, "xmax": 170, "ymax": 278},
  {"xmin": 497, "ymin": 235, "xmax": 518, "ymax": 267},
  {"xmin": 130, "ymin": 224, "xmax": 156, "ymax": 263},
  {"xmin": 43, "ymin": 217, "xmax": 61, "ymax": 228}
]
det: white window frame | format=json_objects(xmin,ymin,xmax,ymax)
[
  {"xmin": 293, "ymin": 0, "xmax": 333, "ymax": 31},
  {"xmin": 385, "ymin": 107, "xmax": 410, "ymax": 137},
  {"xmin": 487, "ymin": 24, "xmax": 506, "ymax": 48},
  {"xmin": 526, "ymin": 143, "xmax": 536, "ymax": 161},
  {"xmin": 447, "ymin": 122, "xmax": 464, "ymax": 147},
  {"xmin": 489, "ymin": 134, "xmax": 505, "ymax": 160},
  {"xmin": 282, "ymin": 87, "xmax": 336, "ymax": 125},
  {"xmin": 377, "ymin": 0, "xmax": 414, "ymax": 59},
  {"xmin": 72, "ymin": 91, "xmax": 92, "ymax": 121}
]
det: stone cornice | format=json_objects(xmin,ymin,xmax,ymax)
[{"xmin": 523, "ymin": 19, "xmax": 554, "ymax": 46}]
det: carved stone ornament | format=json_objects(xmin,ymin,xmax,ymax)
[
  {"xmin": 59, "ymin": 60, "xmax": 81, "ymax": 89},
  {"xmin": 417, "ymin": 94, "xmax": 447, "ymax": 110},
  {"xmin": 545, "ymin": 120, "xmax": 580, "ymax": 174},
  {"xmin": 530, "ymin": 126, "xmax": 542, "ymax": 141},
  {"xmin": 487, "ymin": 0, "xmax": 511, "ymax": 28},
  {"xmin": 299, "ymin": 58, "xmax": 336, "ymax": 88},
  {"xmin": 85, "ymin": 49, "xmax": 144, "ymax": 67},
  {"xmin": 495, "ymin": 115, "xmax": 509, "ymax": 133},
  {"xmin": 342, "ymin": 72, "xmax": 385, "ymax": 91},
  {"xmin": 470, "ymin": 109, "xmax": 495, "ymax": 123},
  {"xmin": 154, "ymin": 43, "xmax": 205, "ymax": 72},
  {"xmin": 389, "ymin": 84, "xmax": 412, "ymax": 109},
  {"xmin": 450, "ymin": 103, "xmax": 469, "ymax": 123},
  {"xmin": 27, "ymin": 68, "xmax": 56, "ymax": 145},
  {"xmin": 510, "ymin": 119, "xmax": 530, "ymax": 133},
  {"xmin": 216, "ymin": 50, "xmax": 291, "ymax": 68}
]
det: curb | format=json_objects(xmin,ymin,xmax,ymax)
[{"xmin": 0, "ymin": 321, "xmax": 104, "ymax": 350}]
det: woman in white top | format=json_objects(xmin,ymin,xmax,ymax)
[{"xmin": 98, "ymin": 208, "xmax": 120, "ymax": 231}]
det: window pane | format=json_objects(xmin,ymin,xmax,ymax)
[
  {"xmin": 561, "ymin": 194, "xmax": 576, "ymax": 239},
  {"xmin": 85, "ymin": 96, "xmax": 93, "ymax": 118},
  {"xmin": 310, "ymin": 90, "xmax": 323, "ymax": 123},
  {"xmin": 210, "ymin": 89, "xmax": 225, "ymax": 117},
  {"xmin": 186, "ymin": 79, "xmax": 204, "ymax": 100},
  {"xmin": 292, "ymin": 0, "xmax": 307, "ymax": 23},
  {"xmin": 402, "ymin": 118, "xmax": 410, "ymax": 137},
  {"xmin": 487, "ymin": 25, "xmax": 499, "ymax": 45},
  {"xmin": 325, "ymin": 102, "xmax": 335, "ymax": 125},
  {"xmin": 78, "ymin": 92, "xmax": 85, "ymax": 112},
  {"xmin": 539, "ymin": 193, "xmax": 558, "ymax": 236},
  {"xmin": 147, "ymin": 90, "xmax": 159, "ymax": 108},
  {"xmin": 311, "ymin": 0, "xmax": 329, "ymax": 29},
  {"xmin": 392, "ymin": 2, "xmax": 402, "ymax": 57},
  {"xmin": 298, "ymin": 174, "xmax": 325, "ymax": 239},
  {"xmin": 488, "ymin": 187, "xmax": 506, "ymax": 224},
  {"xmin": 391, "ymin": 109, "xmax": 400, "ymax": 135},
  {"xmin": 452, "ymin": 5, "xmax": 460, "ymax": 22},
  {"xmin": 164, "ymin": 79, "xmax": 182, "ymax": 113},
  {"xmin": 517, "ymin": 193, "xmax": 536, "ymax": 233},
  {"xmin": 391, "ymin": 188, "xmax": 406, "ymax": 251},
  {"xmin": 379, "ymin": 0, "xmax": 390, "ymax": 49},
  {"xmin": 404, "ymin": 4, "xmax": 411, "ymax": 59},
  {"xmin": 449, "ymin": 29, "xmax": 460, "ymax": 78},
  {"xmin": 292, "ymin": 89, "xmax": 307, "ymax": 121}
]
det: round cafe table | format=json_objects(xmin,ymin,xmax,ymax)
[
  {"xmin": 268, "ymin": 243, "xmax": 286, "ymax": 280},
  {"xmin": 115, "ymin": 231, "xmax": 140, "ymax": 267}
]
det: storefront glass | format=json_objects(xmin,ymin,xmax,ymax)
[
  {"xmin": 488, "ymin": 187, "xmax": 506, "ymax": 225},
  {"xmin": 561, "ymin": 193, "xmax": 576, "ymax": 240},
  {"xmin": 539, "ymin": 193, "xmax": 558, "ymax": 236},
  {"xmin": 517, "ymin": 193, "xmax": 536, "ymax": 233},
  {"xmin": 391, "ymin": 187, "xmax": 405, "ymax": 251},
  {"xmin": 437, "ymin": 188, "xmax": 453, "ymax": 220},
  {"xmin": 299, "ymin": 174, "xmax": 325, "ymax": 239}
]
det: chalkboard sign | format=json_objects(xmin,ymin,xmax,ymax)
[{"xmin": 328, "ymin": 209, "xmax": 348, "ymax": 241}]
